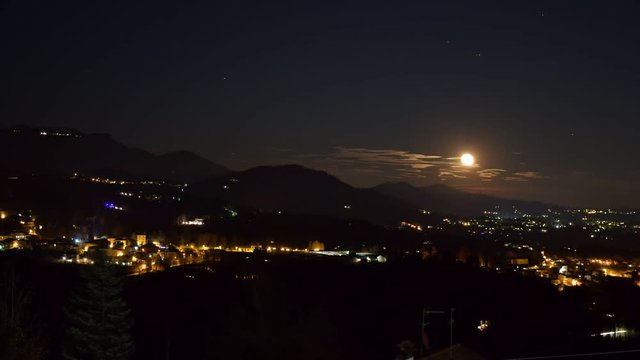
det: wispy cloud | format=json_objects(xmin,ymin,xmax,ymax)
[
  {"xmin": 296, "ymin": 146, "xmax": 548, "ymax": 185},
  {"xmin": 439, "ymin": 170, "xmax": 467, "ymax": 179},
  {"xmin": 477, "ymin": 168, "xmax": 508, "ymax": 180},
  {"xmin": 504, "ymin": 171, "xmax": 549, "ymax": 182},
  {"xmin": 504, "ymin": 176, "xmax": 529, "ymax": 182},
  {"xmin": 513, "ymin": 171, "xmax": 549, "ymax": 179},
  {"xmin": 331, "ymin": 147, "xmax": 444, "ymax": 169}
]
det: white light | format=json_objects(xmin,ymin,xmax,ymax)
[
  {"xmin": 600, "ymin": 330, "xmax": 627, "ymax": 336},
  {"xmin": 477, "ymin": 320, "xmax": 490, "ymax": 332},
  {"xmin": 181, "ymin": 218, "xmax": 204, "ymax": 226},
  {"xmin": 460, "ymin": 153, "xmax": 475, "ymax": 166}
]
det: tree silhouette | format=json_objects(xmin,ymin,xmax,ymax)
[{"xmin": 62, "ymin": 252, "xmax": 134, "ymax": 360}]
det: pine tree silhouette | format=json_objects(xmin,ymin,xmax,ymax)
[{"xmin": 62, "ymin": 252, "xmax": 134, "ymax": 360}]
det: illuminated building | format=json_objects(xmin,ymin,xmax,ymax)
[
  {"xmin": 135, "ymin": 234, "xmax": 147, "ymax": 246},
  {"xmin": 308, "ymin": 240, "xmax": 325, "ymax": 251},
  {"xmin": 508, "ymin": 258, "xmax": 529, "ymax": 266}
]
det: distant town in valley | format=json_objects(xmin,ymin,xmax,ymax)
[
  {"xmin": 5, "ymin": 2, "xmax": 640, "ymax": 359},
  {"xmin": 3, "ymin": 126, "xmax": 640, "ymax": 359}
]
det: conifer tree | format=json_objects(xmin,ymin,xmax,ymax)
[{"xmin": 62, "ymin": 252, "xmax": 134, "ymax": 360}]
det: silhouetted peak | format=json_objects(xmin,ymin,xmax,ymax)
[
  {"xmin": 238, "ymin": 164, "xmax": 345, "ymax": 184},
  {"xmin": 0, "ymin": 125, "xmax": 228, "ymax": 183}
]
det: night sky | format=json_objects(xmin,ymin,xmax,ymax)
[{"xmin": 2, "ymin": 1, "xmax": 640, "ymax": 208}]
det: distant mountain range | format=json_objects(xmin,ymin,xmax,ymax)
[
  {"xmin": 189, "ymin": 165, "xmax": 422, "ymax": 225},
  {"xmin": 2, "ymin": 125, "xmax": 557, "ymax": 221},
  {"xmin": 1, "ymin": 125, "xmax": 228, "ymax": 183},
  {"xmin": 189, "ymin": 165, "xmax": 557, "ymax": 222},
  {"xmin": 374, "ymin": 182, "xmax": 554, "ymax": 218}
]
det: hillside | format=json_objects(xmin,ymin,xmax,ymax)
[
  {"xmin": 1, "ymin": 125, "xmax": 228, "ymax": 182},
  {"xmin": 189, "ymin": 165, "xmax": 422, "ymax": 225}
]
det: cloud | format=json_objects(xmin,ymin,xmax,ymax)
[
  {"xmin": 477, "ymin": 168, "xmax": 508, "ymax": 180},
  {"xmin": 512, "ymin": 171, "xmax": 549, "ymax": 179},
  {"xmin": 513, "ymin": 171, "xmax": 548, "ymax": 179},
  {"xmin": 296, "ymin": 146, "xmax": 547, "ymax": 185},
  {"xmin": 503, "ymin": 171, "xmax": 549, "ymax": 182},
  {"xmin": 439, "ymin": 170, "xmax": 467, "ymax": 179},
  {"xmin": 332, "ymin": 147, "xmax": 444, "ymax": 167},
  {"xmin": 504, "ymin": 176, "xmax": 529, "ymax": 182},
  {"xmin": 311, "ymin": 147, "xmax": 452, "ymax": 172}
]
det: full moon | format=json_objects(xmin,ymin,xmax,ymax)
[{"xmin": 460, "ymin": 153, "xmax": 475, "ymax": 166}]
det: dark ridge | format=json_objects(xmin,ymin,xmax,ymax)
[{"xmin": 0, "ymin": 125, "xmax": 228, "ymax": 183}]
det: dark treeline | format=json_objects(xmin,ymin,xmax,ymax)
[{"xmin": 3, "ymin": 251, "xmax": 640, "ymax": 359}]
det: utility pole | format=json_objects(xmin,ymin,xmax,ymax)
[
  {"xmin": 421, "ymin": 309, "xmax": 445, "ymax": 355},
  {"xmin": 422, "ymin": 308, "xmax": 454, "ymax": 358},
  {"xmin": 449, "ymin": 308, "xmax": 455, "ymax": 359}
]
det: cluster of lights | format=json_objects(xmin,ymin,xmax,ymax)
[
  {"xmin": 589, "ymin": 258, "xmax": 615, "ymax": 266},
  {"xmin": 235, "ymin": 274, "xmax": 258, "ymax": 280},
  {"xmin": 104, "ymin": 202, "xmax": 124, "ymax": 211},
  {"xmin": 400, "ymin": 221, "xmax": 423, "ymax": 231},
  {"xmin": 39, "ymin": 131, "xmax": 79, "ymax": 137},
  {"xmin": 224, "ymin": 207, "xmax": 238, "ymax": 217},
  {"xmin": 265, "ymin": 246, "xmax": 310, "ymax": 253},
  {"xmin": 78, "ymin": 175, "xmax": 184, "ymax": 188},
  {"xmin": 180, "ymin": 218, "xmax": 205, "ymax": 226},
  {"xmin": 477, "ymin": 320, "xmax": 490, "ymax": 332},
  {"xmin": 91, "ymin": 177, "xmax": 131, "ymax": 185}
]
